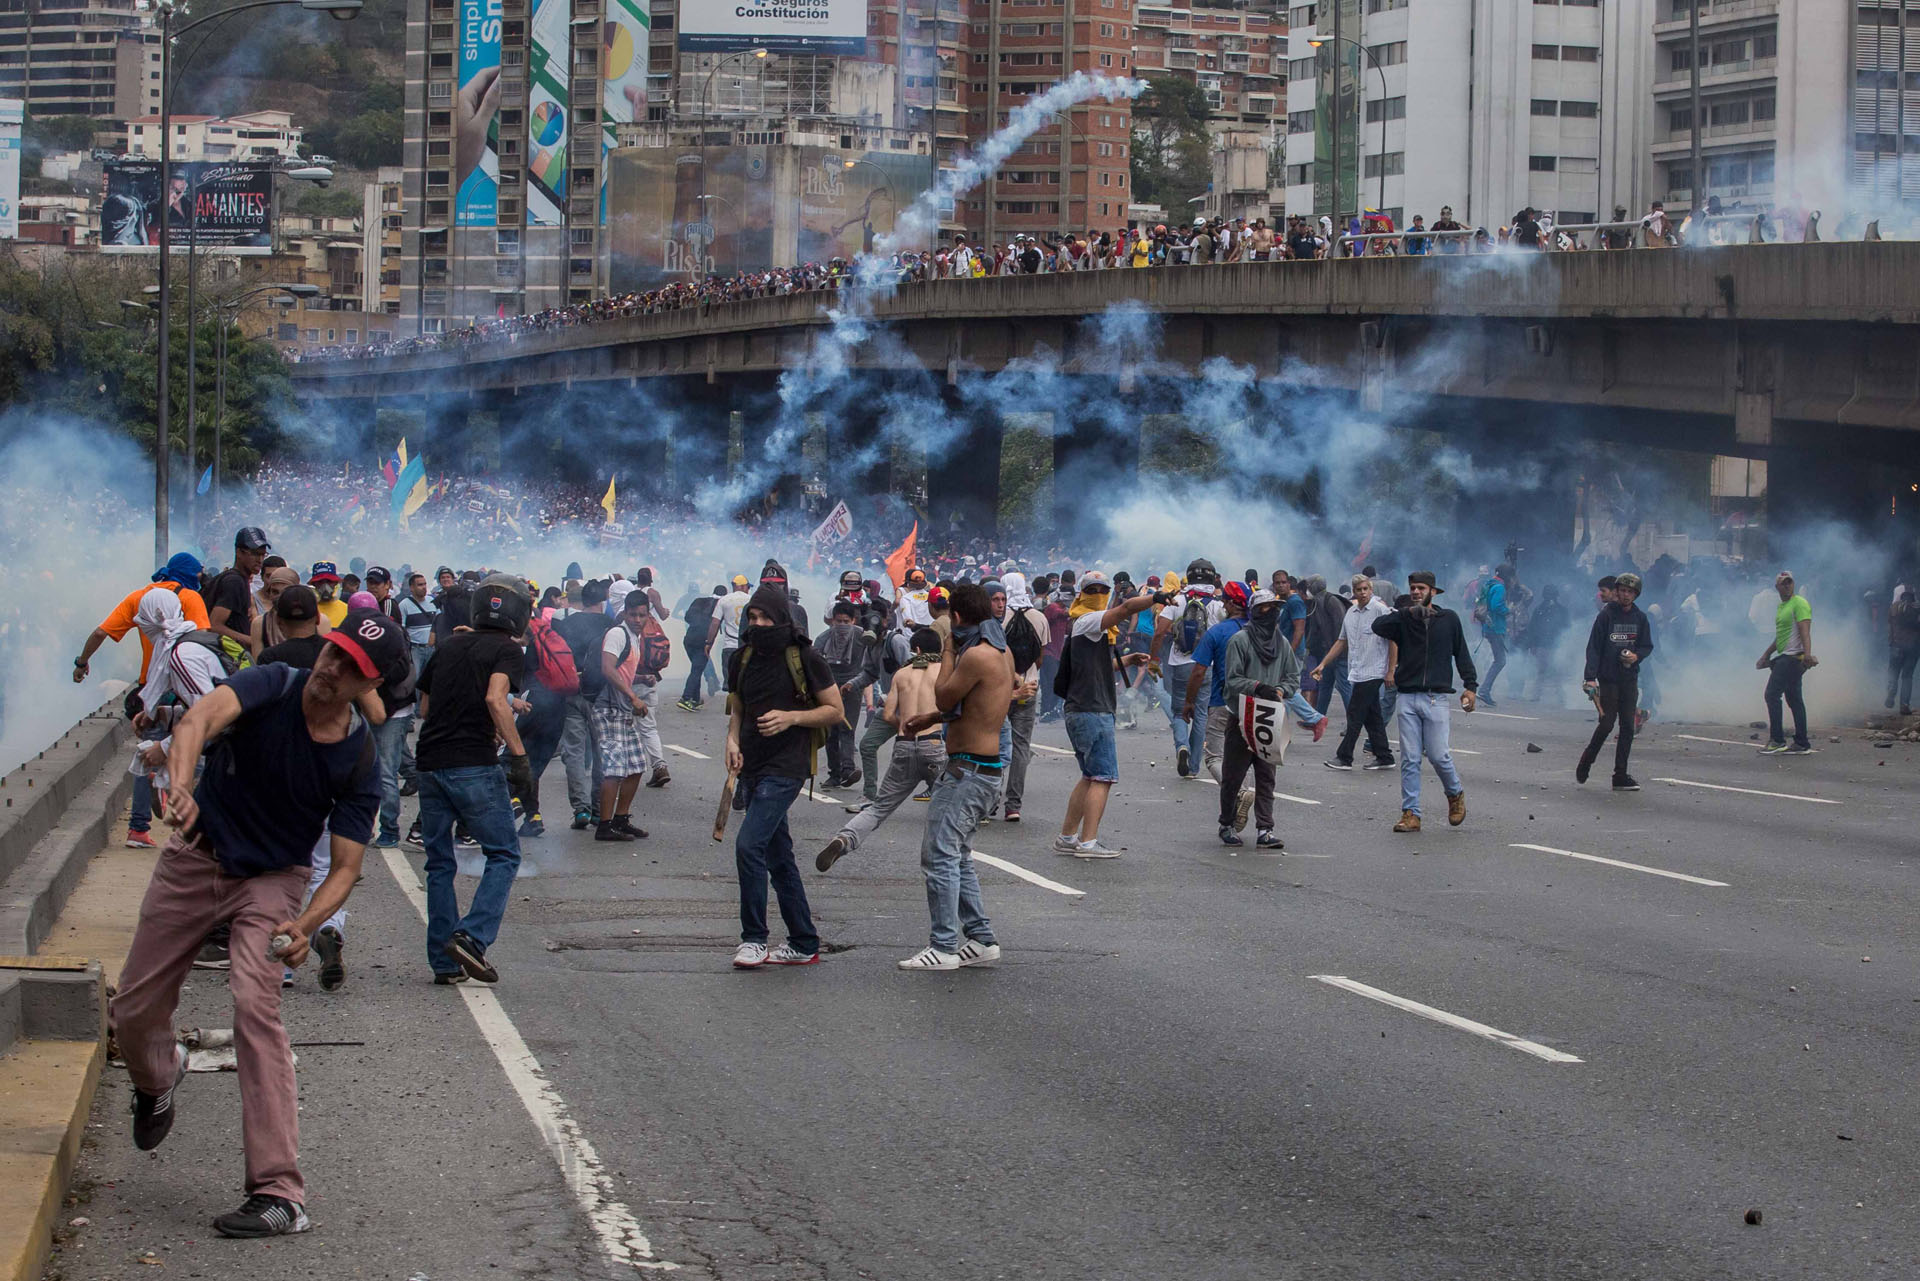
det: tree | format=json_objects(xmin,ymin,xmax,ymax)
[
  {"xmin": 1130, "ymin": 76, "xmax": 1213, "ymax": 213},
  {"xmin": 21, "ymin": 113, "xmax": 99, "ymax": 159},
  {"xmin": 307, "ymin": 109, "xmax": 402, "ymax": 169},
  {"xmin": 293, "ymin": 185, "xmax": 365, "ymax": 218}
]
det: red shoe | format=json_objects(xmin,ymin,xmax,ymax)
[
  {"xmin": 1311, "ymin": 718, "xmax": 1328, "ymax": 743},
  {"xmin": 125, "ymin": 830, "xmax": 158, "ymax": 850}
]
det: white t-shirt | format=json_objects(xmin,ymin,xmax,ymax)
[
  {"xmin": 718, "ymin": 590, "xmax": 750, "ymax": 645},
  {"xmin": 1338, "ymin": 596, "xmax": 1393, "ymax": 683},
  {"xmin": 1165, "ymin": 589, "xmax": 1224, "ymax": 665}
]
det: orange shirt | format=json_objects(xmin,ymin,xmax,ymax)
[{"xmin": 99, "ymin": 582, "xmax": 211, "ymax": 679}]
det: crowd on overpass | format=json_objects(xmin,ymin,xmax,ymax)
[{"xmin": 295, "ymin": 195, "xmax": 1834, "ymax": 366}]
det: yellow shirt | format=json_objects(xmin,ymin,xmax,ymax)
[{"xmin": 317, "ymin": 597, "xmax": 349, "ymax": 628}]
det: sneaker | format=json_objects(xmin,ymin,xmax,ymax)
[
  {"xmin": 815, "ymin": 836, "xmax": 850, "ymax": 872},
  {"xmin": 1234, "ymin": 788, "xmax": 1255, "ymax": 832},
  {"xmin": 595, "ymin": 820, "xmax": 635, "ymax": 842},
  {"xmin": 1784, "ymin": 744, "xmax": 1813, "ymax": 755},
  {"xmin": 843, "ymin": 800, "xmax": 871, "ymax": 815},
  {"xmin": 897, "ymin": 946, "xmax": 961, "ymax": 971},
  {"xmin": 313, "ymin": 926, "xmax": 346, "ymax": 992},
  {"xmin": 956, "ymin": 938, "xmax": 1001, "ymax": 967},
  {"xmin": 398, "ymin": 778, "xmax": 419, "ymax": 797},
  {"xmin": 913, "ymin": 788, "xmax": 933, "ymax": 802},
  {"xmin": 444, "ymin": 930, "xmax": 498, "ymax": 984},
  {"xmin": 1447, "ymin": 790, "xmax": 1466, "ymax": 826},
  {"xmin": 131, "ymin": 1042, "xmax": 187, "ymax": 1151},
  {"xmin": 1479, "ymin": 695, "xmax": 1498, "ymax": 708},
  {"xmin": 1073, "ymin": 840, "xmax": 1121, "ymax": 859},
  {"xmin": 213, "ymin": 1194, "xmax": 310, "ymax": 1239},
  {"xmin": 125, "ymin": 829, "xmax": 157, "ymax": 850},
  {"xmin": 1256, "ymin": 830, "xmax": 1285, "ymax": 849},
  {"xmin": 1363, "ymin": 756, "xmax": 1396, "ymax": 770},
  {"xmin": 840, "ymin": 768, "xmax": 862, "ymax": 789},
  {"xmin": 518, "ymin": 817, "xmax": 546, "ymax": 839},
  {"xmin": 1576, "ymin": 758, "xmax": 1591, "ymax": 784},
  {"xmin": 612, "ymin": 814, "xmax": 649, "ymax": 839},
  {"xmin": 455, "ymin": 831, "xmax": 481, "ymax": 850},
  {"xmin": 1311, "ymin": 718, "xmax": 1328, "ymax": 742},
  {"xmin": 677, "ymin": 699, "xmax": 700, "ymax": 712},
  {"xmin": 732, "ymin": 942, "xmax": 769, "ymax": 969},
  {"xmin": 1053, "ymin": 833, "xmax": 1081, "ymax": 854},
  {"xmin": 1393, "ymin": 809, "xmax": 1421, "ymax": 833},
  {"xmin": 405, "ymin": 823, "xmax": 424, "ymax": 849},
  {"xmin": 373, "ymin": 831, "xmax": 400, "ymax": 849},
  {"xmin": 1325, "ymin": 759, "xmax": 1354, "ymax": 771},
  {"xmin": 192, "ymin": 938, "xmax": 230, "ymax": 970},
  {"xmin": 569, "ymin": 809, "xmax": 592, "ymax": 830},
  {"xmin": 767, "ymin": 944, "xmax": 820, "ymax": 966},
  {"xmin": 1761, "ymin": 741, "xmax": 1789, "ymax": 754},
  {"xmin": 645, "ymin": 769, "xmax": 671, "ymax": 789},
  {"xmin": 1219, "ymin": 826, "xmax": 1244, "ymax": 847},
  {"xmin": 1612, "ymin": 775, "xmax": 1641, "ymax": 791},
  {"xmin": 1176, "ymin": 746, "xmax": 1191, "ymax": 777},
  {"xmin": 432, "ymin": 971, "xmax": 468, "ymax": 985},
  {"xmin": 1003, "ymin": 809, "xmax": 1021, "ymax": 823}
]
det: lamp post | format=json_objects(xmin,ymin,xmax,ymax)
[
  {"xmin": 700, "ymin": 46, "xmax": 769, "ymax": 119},
  {"xmin": 840, "ymin": 157, "xmax": 899, "ymax": 246},
  {"xmin": 209, "ymin": 282, "xmax": 318, "ymax": 513},
  {"xmin": 1051, "ymin": 109, "xmax": 1092, "ymax": 239},
  {"xmin": 149, "ymin": 0, "xmax": 360, "ymax": 563},
  {"xmin": 1308, "ymin": 34, "xmax": 1389, "ymax": 230}
]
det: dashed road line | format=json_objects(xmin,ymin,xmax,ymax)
[
  {"xmin": 1310, "ymin": 974, "xmax": 1583, "ymax": 1064},
  {"xmin": 971, "ymin": 850, "xmax": 1086, "ymax": 897},
  {"xmin": 665, "ymin": 744, "xmax": 709, "ymax": 759},
  {"xmin": 381, "ymin": 848, "xmax": 679, "ymax": 1271},
  {"xmin": 1474, "ymin": 711, "xmax": 1541, "ymax": 721},
  {"xmin": 1508, "ymin": 842, "xmax": 1729, "ymax": 888},
  {"xmin": 1033, "ymin": 744, "xmax": 1076, "ymax": 756},
  {"xmin": 1653, "ymin": 777, "xmax": 1839, "ymax": 804},
  {"xmin": 1674, "ymin": 734, "xmax": 1817, "ymax": 754}
]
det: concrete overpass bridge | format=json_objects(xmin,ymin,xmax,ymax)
[{"xmin": 290, "ymin": 243, "xmax": 1920, "ymax": 539}]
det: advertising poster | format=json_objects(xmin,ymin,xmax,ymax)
[
  {"xmin": 1311, "ymin": 0, "xmax": 1360, "ymax": 222},
  {"xmin": 608, "ymin": 144, "xmax": 928, "ymax": 291},
  {"xmin": 457, "ymin": 0, "xmax": 502, "ymax": 227},
  {"xmin": 0, "ymin": 98, "xmax": 19, "ymax": 241},
  {"xmin": 527, "ymin": 0, "xmax": 569, "ymax": 225},
  {"xmin": 100, "ymin": 161, "xmax": 275, "ymax": 252},
  {"xmin": 677, "ymin": 0, "xmax": 865, "ymax": 55},
  {"xmin": 600, "ymin": 0, "xmax": 651, "ymax": 220}
]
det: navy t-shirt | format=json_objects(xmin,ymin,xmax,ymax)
[{"xmin": 195, "ymin": 663, "xmax": 378, "ymax": 877}]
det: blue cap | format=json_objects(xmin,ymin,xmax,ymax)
[{"xmin": 151, "ymin": 552, "xmax": 203, "ymax": 589}]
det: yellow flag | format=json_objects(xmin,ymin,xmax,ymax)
[
  {"xmin": 396, "ymin": 437, "xmax": 408, "ymax": 466},
  {"xmin": 600, "ymin": 476, "xmax": 616, "ymax": 524}
]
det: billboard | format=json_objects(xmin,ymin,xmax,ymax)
[
  {"xmin": 600, "ymin": 0, "xmax": 651, "ymax": 221},
  {"xmin": 677, "ymin": 0, "xmax": 864, "ymax": 56},
  {"xmin": 527, "ymin": 0, "xmax": 569, "ymax": 225},
  {"xmin": 1311, "ymin": 0, "xmax": 1360, "ymax": 221},
  {"xmin": 608, "ymin": 144, "xmax": 930, "ymax": 291},
  {"xmin": 457, "ymin": 0, "xmax": 502, "ymax": 227},
  {"xmin": 100, "ymin": 161, "xmax": 275, "ymax": 253},
  {"xmin": 0, "ymin": 99, "xmax": 19, "ymax": 241}
]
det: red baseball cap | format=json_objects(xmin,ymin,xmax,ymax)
[{"xmin": 323, "ymin": 609, "xmax": 408, "ymax": 682}]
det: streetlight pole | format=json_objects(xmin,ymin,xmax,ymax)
[
  {"xmin": 149, "ymin": 0, "xmax": 360, "ymax": 562},
  {"xmin": 840, "ymin": 157, "xmax": 899, "ymax": 248},
  {"xmin": 209, "ymin": 281, "xmax": 317, "ymax": 513},
  {"xmin": 1051, "ymin": 109, "xmax": 1091, "ymax": 239},
  {"xmin": 1309, "ymin": 34, "xmax": 1389, "ymax": 226}
]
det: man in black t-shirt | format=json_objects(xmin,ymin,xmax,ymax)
[
  {"xmin": 256, "ymin": 585, "xmax": 324, "ymax": 670},
  {"xmin": 677, "ymin": 585, "xmax": 723, "ymax": 712},
  {"xmin": 415, "ymin": 575, "xmax": 532, "ymax": 984},
  {"xmin": 109, "ymin": 610, "xmax": 404, "ymax": 1240},
  {"xmin": 206, "ymin": 525, "xmax": 271, "ymax": 665},
  {"xmin": 724, "ymin": 585, "xmax": 844, "ymax": 969}
]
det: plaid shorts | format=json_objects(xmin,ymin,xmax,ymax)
[{"xmin": 591, "ymin": 700, "xmax": 646, "ymax": 778}]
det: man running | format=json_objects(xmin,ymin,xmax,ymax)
[
  {"xmin": 815, "ymin": 627, "xmax": 944, "ymax": 872},
  {"xmin": 109, "ymin": 609, "xmax": 401, "ymax": 1238},
  {"xmin": 895, "ymin": 582, "xmax": 1013, "ymax": 970},
  {"xmin": 1371, "ymin": 571, "xmax": 1476, "ymax": 833},
  {"xmin": 1578, "ymin": 570, "xmax": 1654, "ymax": 790},
  {"xmin": 678, "ymin": 584, "xmax": 723, "ymax": 711},
  {"xmin": 1758, "ymin": 569, "xmax": 1815, "ymax": 753}
]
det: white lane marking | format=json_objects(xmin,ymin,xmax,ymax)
[
  {"xmin": 1652, "ymin": 777, "xmax": 1839, "ymax": 804},
  {"xmin": 1451, "ymin": 748, "xmax": 1482, "ymax": 755},
  {"xmin": 1032, "ymin": 744, "xmax": 1076, "ymax": 756},
  {"xmin": 665, "ymin": 744, "xmax": 709, "ymax": 759},
  {"xmin": 1474, "ymin": 711, "xmax": 1540, "ymax": 721},
  {"xmin": 804, "ymin": 789, "xmax": 849, "ymax": 805},
  {"xmin": 971, "ymin": 850, "xmax": 1086, "ymax": 897},
  {"xmin": 1508, "ymin": 842, "xmax": 1729, "ymax": 888},
  {"xmin": 1310, "ymin": 975, "xmax": 1583, "ymax": 1064},
  {"xmin": 1675, "ymin": 734, "xmax": 1817, "ymax": 754},
  {"xmin": 380, "ymin": 849, "xmax": 678, "ymax": 1271},
  {"xmin": 1274, "ymin": 792, "xmax": 1322, "ymax": 807}
]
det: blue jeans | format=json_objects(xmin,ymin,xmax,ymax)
[
  {"xmin": 372, "ymin": 713, "xmax": 410, "ymax": 841},
  {"xmin": 1308, "ymin": 653, "xmax": 1351, "ymax": 716},
  {"xmin": 1162, "ymin": 660, "xmax": 1204, "ymax": 766},
  {"xmin": 680, "ymin": 648, "xmax": 711, "ymax": 703},
  {"xmin": 1064, "ymin": 711, "xmax": 1119, "ymax": 782},
  {"xmin": 1395, "ymin": 693, "xmax": 1464, "ymax": 818},
  {"xmin": 419, "ymin": 764, "xmax": 522, "ymax": 973},
  {"xmin": 734, "ymin": 774, "xmax": 818, "ymax": 953},
  {"xmin": 920, "ymin": 766, "xmax": 999, "ymax": 953},
  {"xmin": 1285, "ymin": 690, "xmax": 1325, "ymax": 725},
  {"xmin": 1482, "ymin": 633, "xmax": 1509, "ymax": 699},
  {"xmin": 1764, "ymin": 655, "xmax": 1810, "ymax": 748}
]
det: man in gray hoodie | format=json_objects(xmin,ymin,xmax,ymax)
[{"xmin": 1218, "ymin": 589, "xmax": 1299, "ymax": 850}]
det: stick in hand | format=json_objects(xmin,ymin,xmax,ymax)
[{"xmin": 713, "ymin": 770, "xmax": 737, "ymax": 842}]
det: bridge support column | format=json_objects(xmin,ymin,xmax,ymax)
[
  {"xmin": 1052, "ymin": 377, "xmax": 1142, "ymax": 550},
  {"xmin": 929, "ymin": 381, "xmax": 1004, "ymax": 544}
]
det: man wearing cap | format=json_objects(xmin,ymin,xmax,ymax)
[
  {"xmin": 109, "ymin": 607, "xmax": 403, "ymax": 1239},
  {"xmin": 1218, "ymin": 589, "xmax": 1298, "ymax": 849},
  {"xmin": 1371, "ymin": 571, "xmax": 1476, "ymax": 833},
  {"xmin": 309, "ymin": 561, "xmax": 348, "ymax": 628},
  {"xmin": 1579, "ymin": 571, "xmax": 1654, "ymax": 789},
  {"xmin": 1054, "ymin": 572, "xmax": 1158, "ymax": 859},
  {"xmin": 205, "ymin": 527, "xmax": 271, "ymax": 666},
  {"xmin": 73, "ymin": 552, "xmax": 213, "ymax": 850},
  {"xmin": 716, "ymin": 574, "xmax": 752, "ymax": 693}
]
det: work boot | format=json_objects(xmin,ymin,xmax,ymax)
[
  {"xmin": 1447, "ymin": 790, "xmax": 1466, "ymax": 826},
  {"xmin": 1392, "ymin": 809, "xmax": 1420, "ymax": 833}
]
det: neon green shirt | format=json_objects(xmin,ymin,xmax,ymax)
[{"xmin": 1774, "ymin": 594, "xmax": 1811, "ymax": 655}]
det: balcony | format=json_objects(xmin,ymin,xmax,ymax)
[
  {"xmin": 1169, "ymin": 49, "xmax": 1199, "ymax": 68},
  {"xmin": 1650, "ymin": 119, "xmax": 1776, "ymax": 153},
  {"xmin": 1653, "ymin": 57, "xmax": 1775, "ymax": 96},
  {"xmin": 1653, "ymin": 0, "xmax": 1777, "ymax": 36}
]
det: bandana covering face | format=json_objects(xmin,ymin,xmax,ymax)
[
  {"xmin": 1002, "ymin": 572, "xmax": 1035, "ymax": 611},
  {"xmin": 135, "ymin": 587, "xmax": 199, "ymax": 713},
  {"xmin": 1068, "ymin": 590, "xmax": 1119, "ymax": 643},
  {"xmin": 1246, "ymin": 603, "xmax": 1282, "ymax": 664}
]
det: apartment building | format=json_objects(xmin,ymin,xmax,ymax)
[
  {"xmin": 1132, "ymin": 2, "xmax": 1284, "ymax": 128},
  {"xmin": 362, "ymin": 165, "xmax": 403, "ymax": 316},
  {"xmin": 127, "ymin": 110, "xmax": 305, "ymax": 161},
  {"xmin": 0, "ymin": 0, "xmax": 159, "ymax": 121}
]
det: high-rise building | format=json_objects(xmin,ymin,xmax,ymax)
[
  {"xmin": 1133, "ymin": 2, "xmax": 1284, "ymax": 129},
  {"xmin": 363, "ymin": 165, "xmax": 403, "ymax": 316},
  {"xmin": 0, "ymin": 0, "xmax": 160, "ymax": 121}
]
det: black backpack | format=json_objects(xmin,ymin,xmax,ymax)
[{"xmin": 1004, "ymin": 608, "xmax": 1043, "ymax": 674}]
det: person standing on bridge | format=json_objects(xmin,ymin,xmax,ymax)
[
  {"xmin": 1578, "ymin": 571, "xmax": 1654, "ymax": 791},
  {"xmin": 1371, "ymin": 571, "xmax": 1476, "ymax": 834}
]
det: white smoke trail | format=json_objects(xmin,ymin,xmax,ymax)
[{"xmin": 868, "ymin": 71, "xmax": 1148, "ymax": 266}]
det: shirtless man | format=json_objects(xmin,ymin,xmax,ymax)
[
  {"xmin": 814, "ymin": 628, "xmax": 945, "ymax": 871},
  {"xmin": 894, "ymin": 583, "xmax": 1013, "ymax": 971}
]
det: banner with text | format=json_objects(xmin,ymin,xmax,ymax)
[
  {"xmin": 101, "ymin": 161, "xmax": 275, "ymax": 252},
  {"xmin": 677, "ymin": 0, "xmax": 865, "ymax": 55}
]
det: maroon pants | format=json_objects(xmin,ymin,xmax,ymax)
[{"xmin": 108, "ymin": 832, "xmax": 309, "ymax": 1202}]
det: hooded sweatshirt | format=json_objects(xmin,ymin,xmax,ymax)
[
  {"xmin": 729, "ymin": 584, "xmax": 836, "ymax": 781},
  {"xmin": 1372, "ymin": 601, "xmax": 1479, "ymax": 694},
  {"xmin": 1584, "ymin": 600, "xmax": 1654, "ymax": 683}
]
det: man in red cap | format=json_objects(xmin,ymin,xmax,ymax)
[{"xmin": 110, "ymin": 608, "xmax": 406, "ymax": 1239}]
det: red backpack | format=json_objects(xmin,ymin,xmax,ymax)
[
  {"xmin": 527, "ymin": 615, "xmax": 580, "ymax": 695},
  {"xmin": 636, "ymin": 616, "xmax": 672, "ymax": 678}
]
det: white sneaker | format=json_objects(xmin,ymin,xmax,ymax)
[
  {"xmin": 767, "ymin": 943, "xmax": 820, "ymax": 966},
  {"xmin": 1234, "ymin": 788, "xmax": 1255, "ymax": 832},
  {"xmin": 1052, "ymin": 833, "xmax": 1081, "ymax": 854},
  {"xmin": 731, "ymin": 942, "xmax": 769, "ymax": 969},
  {"xmin": 955, "ymin": 939, "xmax": 1001, "ymax": 967},
  {"xmin": 897, "ymin": 946, "xmax": 961, "ymax": 970},
  {"xmin": 1073, "ymin": 840, "xmax": 1121, "ymax": 859}
]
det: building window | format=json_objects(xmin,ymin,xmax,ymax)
[
  {"xmin": 1531, "ymin": 99, "xmax": 1558, "ymax": 116},
  {"xmin": 497, "ymin": 229, "xmax": 520, "ymax": 253},
  {"xmin": 1368, "ymin": 41, "xmax": 1406, "ymax": 67},
  {"xmin": 1532, "ymin": 43, "xmax": 1559, "ymax": 59},
  {"xmin": 1289, "ymin": 55, "xmax": 1316, "ymax": 79},
  {"xmin": 1529, "ymin": 155, "xmax": 1557, "ymax": 171},
  {"xmin": 1286, "ymin": 162, "xmax": 1310, "ymax": 185},
  {"xmin": 1361, "ymin": 151, "xmax": 1404, "ymax": 177},
  {"xmin": 1561, "ymin": 45, "xmax": 1599, "ymax": 61},
  {"xmin": 1288, "ymin": 5, "xmax": 1315, "ymax": 27},
  {"xmin": 1364, "ymin": 96, "xmax": 1406, "ymax": 123},
  {"xmin": 1668, "ymin": 106, "xmax": 1693, "ymax": 131},
  {"xmin": 1561, "ymin": 100, "xmax": 1598, "ymax": 118},
  {"xmin": 1753, "ymin": 95, "xmax": 1775, "ymax": 121},
  {"xmin": 1287, "ymin": 109, "xmax": 1315, "ymax": 134},
  {"xmin": 1709, "ymin": 100, "xmax": 1749, "ymax": 126},
  {"xmin": 1363, "ymin": 0, "xmax": 1405, "ymax": 12}
]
